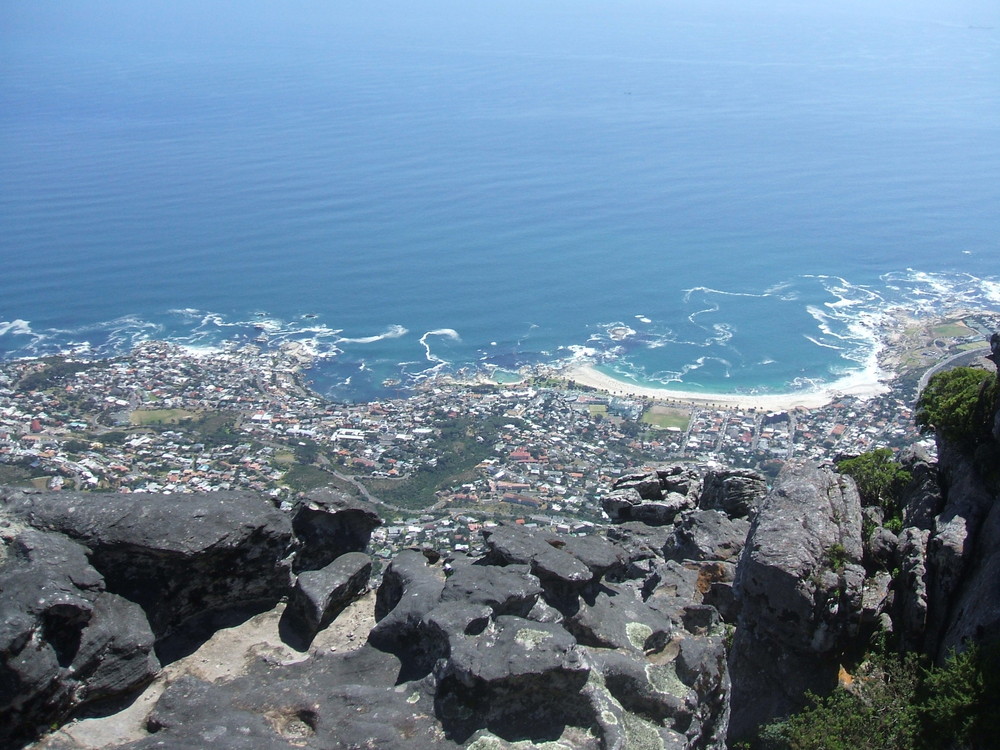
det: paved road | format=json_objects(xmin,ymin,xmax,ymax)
[{"xmin": 916, "ymin": 347, "xmax": 990, "ymax": 395}]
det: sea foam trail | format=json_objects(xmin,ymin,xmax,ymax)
[
  {"xmin": 336, "ymin": 325, "xmax": 409, "ymax": 344},
  {"xmin": 419, "ymin": 329, "xmax": 462, "ymax": 370},
  {"xmin": 804, "ymin": 335, "xmax": 845, "ymax": 351}
]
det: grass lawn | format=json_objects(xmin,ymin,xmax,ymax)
[
  {"xmin": 586, "ymin": 404, "xmax": 608, "ymax": 417},
  {"xmin": 131, "ymin": 408, "xmax": 200, "ymax": 425},
  {"xmin": 642, "ymin": 405, "xmax": 691, "ymax": 431},
  {"xmin": 932, "ymin": 322, "xmax": 972, "ymax": 339}
]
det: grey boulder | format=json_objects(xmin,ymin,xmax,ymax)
[
  {"xmin": 1, "ymin": 489, "xmax": 295, "ymax": 639},
  {"xmin": 0, "ymin": 526, "xmax": 158, "ymax": 748}
]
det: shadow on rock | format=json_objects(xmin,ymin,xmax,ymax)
[{"xmin": 154, "ymin": 600, "xmax": 276, "ymax": 664}]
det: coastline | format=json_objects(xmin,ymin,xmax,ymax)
[
  {"xmin": 560, "ymin": 363, "xmax": 888, "ymax": 412},
  {"xmin": 553, "ymin": 306, "xmax": 999, "ymax": 412}
]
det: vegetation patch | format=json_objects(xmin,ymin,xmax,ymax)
[
  {"xmin": 822, "ymin": 543, "xmax": 848, "ymax": 574},
  {"xmin": 642, "ymin": 405, "xmax": 690, "ymax": 431},
  {"xmin": 917, "ymin": 367, "xmax": 998, "ymax": 446},
  {"xmin": 17, "ymin": 357, "xmax": 107, "ymax": 392},
  {"xmin": 529, "ymin": 376, "xmax": 565, "ymax": 389},
  {"xmin": 836, "ymin": 448, "xmax": 910, "ymax": 530},
  {"xmin": 184, "ymin": 411, "xmax": 242, "ymax": 447},
  {"xmin": 130, "ymin": 408, "xmax": 200, "ymax": 425},
  {"xmin": 0, "ymin": 464, "xmax": 47, "ymax": 487},
  {"xmin": 362, "ymin": 415, "xmax": 514, "ymax": 509},
  {"xmin": 756, "ymin": 642, "xmax": 1000, "ymax": 750},
  {"xmin": 91, "ymin": 430, "xmax": 130, "ymax": 446},
  {"xmin": 281, "ymin": 464, "xmax": 340, "ymax": 493}
]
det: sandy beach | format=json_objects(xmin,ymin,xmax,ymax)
[{"xmin": 563, "ymin": 363, "xmax": 888, "ymax": 412}]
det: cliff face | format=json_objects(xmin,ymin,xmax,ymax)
[
  {"xmin": 727, "ymin": 463, "xmax": 865, "ymax": 739},
  {"xmin": 913, "ymin": 340, "xmax": 1000, "ymax": 660}
]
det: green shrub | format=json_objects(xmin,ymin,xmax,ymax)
[
  {"xmin": 758, "ymin": 653, "xmax": 921, "ymax": 750},
  {"xmin": 757, "ymin": 642, "xmax": 1000, "ymax": 750},
  {"xmin": 837, "ymin": 448, "xmax": 911, "ymax": 517},
  {"xmin": 919, "ymin": 642, "xmax": 1000, "ymax": 749},
  {"xmin": 916, "ymin": 367, "xmax": 998, "ymax": 446},
  {"xmin": 823, "ymin": 543, "xmax": 848, "ymax": 573}
]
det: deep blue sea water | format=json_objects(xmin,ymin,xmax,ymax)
[{"xmin": 2, "ymin": 0, "xmax": 999, "ymax": 402}]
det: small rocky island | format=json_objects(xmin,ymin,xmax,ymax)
[{"xmin": 3, "ymin": 340, "xmax": 999, "ymax": 748}]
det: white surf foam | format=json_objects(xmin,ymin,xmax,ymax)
[
  {"xmin": 337, "ymin": 324, "xmax": 409, "ymax": 344},
  {"xmin": 418, "ymin": 329, "xmax": 462, "ymax": 369},
  {"xmin": 0, "ymin": 319, "xmax": 35, "ymax": 337}
]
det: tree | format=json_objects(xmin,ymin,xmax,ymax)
[
  {"xmin": 293, "ymin": 438, "xmax": 320, "ymax": 465},
  {"xmin": 62, "ymin": 438, "xmax": 92, "ymax": 454}
]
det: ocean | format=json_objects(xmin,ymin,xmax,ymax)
[{"xmin": 2, "ymin": 0, "xmax": 999, "ymax": 402}]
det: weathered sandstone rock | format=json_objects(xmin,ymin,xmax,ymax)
[
  {"xmin": 698, "ymin": 469, "xmax": 767, "ymax": 519},
  {"xmin": 727, "ymin": 461, "xmax": 864, "ymax": 741},
  {"xmin": 284, "ymin": 552, "xmax": 372, "ymax": 645},
  {"xmin": 1, "ymin": 489, "xmax": 295, "ymax": 639},
  {"xmin": 899, "ymin": 444, "xmax": 943, "ymax": 531},
  {"xmin": 663, "ymin": 510, "xmax": 750, "ymax": 563},
  {"xmin": 604, "ymin": 467, "xmax": 703, "ymax": 526},
  {"xmin": 290, "ymin": 488, "xmax": 380, "ymax": 573},
  {"xmin": 0, "ymin": 525, "xmax": 158, "ymax": 748}
]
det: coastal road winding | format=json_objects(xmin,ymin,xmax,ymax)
[{"xmin": 916, "ymin": 347, "xmax": 990, "ymax": 395}]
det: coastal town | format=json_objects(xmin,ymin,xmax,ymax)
[{"xmin": 1, "ymin": 310, "xmax": 996, "ymax": 560}]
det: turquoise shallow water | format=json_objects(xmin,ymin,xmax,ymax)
[{"xmin": 1, "ymin": 0, "xmax": 999, "ymax": 401}]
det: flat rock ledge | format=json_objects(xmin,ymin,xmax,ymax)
[{"xmin": 110, "ymin": 522, "xmax": 729, "ymax": 749}]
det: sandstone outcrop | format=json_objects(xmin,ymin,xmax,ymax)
[
  {"xmin": 1, "ymin": 486, "xmax": 379, "ymax": 747},
  {"xmin": 0, "ymin": 523, "xmax": 158, "ymax": 748},
  {"xmin": 602, "ymin": 467, "xmax": 702, "ymax": 525},
  {"xmin": 1, "ymin": 488, "xmax": 296, "ymax": 639},
  {"xmin": 898, "ymin": 444, "xmax": 943, "ymax": 531},
  {"xmin": 38, "ymin": 515, "xmax": 731, "ymax": 749},
  {"xmin": 290, "ymin": 488, "xmax": 381, "ymax": 572},
  {"xmin": 891, "ymin": 348, "xmax": 1000, "ymax": 663},
  {"xmin": 917, "ymin": 443, "xmax": 998, "ymax": 656},
  {"xmin": 894, "ymin": 527, "xmax": 931, "ymax": 651},
  {"xmin": 698, "ymin": 469, "xmax": 766, "ymax": 519},
  {"xmin": 283, "ymin": 552, "xmax": 372, "ymax": 647},
  {"xmin": 663, "ymin": 510, "xmax": 750, "ymax": 564},
  {"xmin": 727, "ymin": 461, "xmax": 864, "ymax": 741}
]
